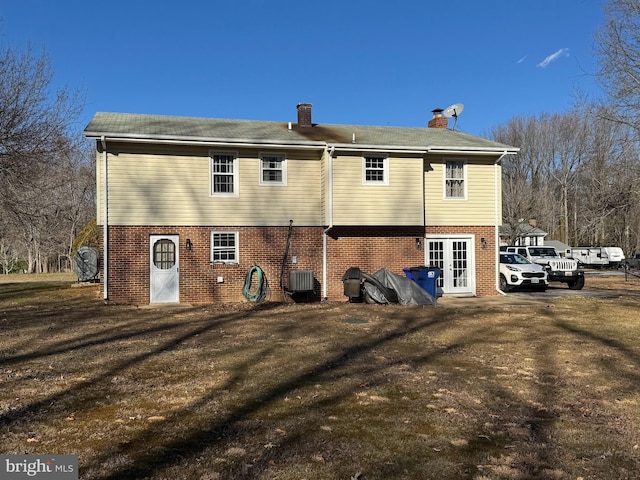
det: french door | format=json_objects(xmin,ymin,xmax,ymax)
[{"xmin": 425, "ymin": 236, "xmax": 475, "ymax": 295}]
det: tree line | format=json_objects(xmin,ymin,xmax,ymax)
[
  {"xmin": 492, "ymin": 0, "xmax": 640, "ymax": 256},
  {"xmin": 0, "ymin": 46, "xmax": 95, "ymax": 273},
  {"xmin": 492, "ymin": 106, "xmax": 640, "ymax": 254}
]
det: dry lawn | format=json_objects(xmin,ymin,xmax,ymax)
[{"xmin": 1, "ymin": 273, "xmax": 640, "ymax": 479}]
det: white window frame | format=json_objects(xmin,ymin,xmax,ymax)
[
  {"xmin": 444, "ymin": 159, "xmax": 466, "ymax": 200},
  {"xmin": 210, "ymin": 231, "xmax": 239, "ymax": 264},
  {"xmin": 210, "ymin": 151, "xmax": 239, "ymax": 197},
  {"xmin": 362, "ymin": 155, "xmax": 389, "ymax": 185},
  {"xmin": 259, "ymin": 152, "xmax": 287, "ymax": 186}
]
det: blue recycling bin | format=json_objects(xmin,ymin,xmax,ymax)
[{"xmin": 403, "ymin": 266, "xmax": 440, "ymax": 298}]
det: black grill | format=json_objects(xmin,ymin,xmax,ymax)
[{"xmin": 523, "ymin": 272, "xmax": 545, "ymax": 278}]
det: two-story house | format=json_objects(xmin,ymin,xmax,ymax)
[{"xmin": 83, "ymin": 104, "xmax": 518, "ymax": 304}]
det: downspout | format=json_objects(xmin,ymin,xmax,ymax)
[
  {"xmin": 495, "ymin": 151, "xmax": 508, "ymax": 295},
  {"xmin": 322, "ymin": 145, "xmax": 335, "ymax": 300},
  {"xmin": 422, "ymin": 155, "xmax": 427, "ymax": 266},
  {"xmin": 101, "ymin": 136, "xmax": 108, "ymax": 300}
]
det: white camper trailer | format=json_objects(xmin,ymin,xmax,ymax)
[
  {"xmin": 601, "ymin": 247, "xmax": 625, "ymax": 268},
  {"xmin": 569, "ymin": 248, "xmax": 609, "ymax": 267},
  {"xmin": 568, "ymin": 246, "xmax": 625, "ymax": 268}
]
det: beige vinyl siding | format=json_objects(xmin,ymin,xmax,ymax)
[
  {"xmin": 321, "ymin": 150, "xmax": 330, "ymax": 226},
  {"xmin": 496, "ymin": 162, "xmax": 502, "ymax": 223},
  {"xmin": 332, "ymin": 154, "xmax": 424, "ymax": 226},
  {"xmin": 101, "ymin": 143, "xmax": 322, "ymax": 226},
  {"xmin": 425, "ymin": 156, "xmax": 500, "ymax": 226}
]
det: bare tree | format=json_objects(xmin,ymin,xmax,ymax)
[
  {"xmin": 574, "ymin": 105, "xmax": 640, "ymax": 248},
  {"xmin": 491, "ymin": 113, "xmax": 587, "ymax": 245},
  {"xmin": 491, "ymin": 116, "xmax": 550, "ymax": 244},
  {"xmin": 493, "ymin": 105, "xmax": 640, "ymax": 254},
  {"xmin": 595, "ymin": 0, "xmax": 640, "ymax": 132},
  {"xmin": 0, "ymin": 44, "xmax": 92, "ymax": 273},
  {"xmin": 0, "ymin": 46, "xmax": 83, "ymax": 177},
  {"xmin": 0, "ymin": 214, "xmax": 22, "ymax": 274},
  {"xmin": 544, "ymin": 112, "xmax": 589, "ymax": 244}
]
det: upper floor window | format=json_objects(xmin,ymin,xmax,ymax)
[
  {"xmin": 445, "ymin": 160, "xmax": 466, "ymax": 199},
  {"xmin": 210, "ymin": 152, "xmax": 238, "ymax": 197},
  {"xmin": 260, "ymin": 153, "xmax": 287, "ymax": 185},
  {"xmin": 363, "ymin": 155, "xmax": 388, "ymax": 185},
  {"xmin": 211, "ymin": 231, "xmax": 238, "ymax": 263}
]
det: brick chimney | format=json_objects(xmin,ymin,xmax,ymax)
[
  {"xmin": 297, "ymin": 103, "xmax": 312, "ymax": 127},
  {"xmin": 428, "ymin": 108, "xmax": 448, "ymax": 129}
]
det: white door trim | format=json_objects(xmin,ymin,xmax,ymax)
[{"xmin": 424, "ymin": 234, "xmax": 476, "ymax": 296}]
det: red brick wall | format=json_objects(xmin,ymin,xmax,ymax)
[
  {"xmin": 104, "ymin": 226, "xmax": 323, "ymax": 305},
  {"xmin": 325, "ymin": 226, "xmax": 426, "ymax": 300},
  {"xmin": 426, "ymin": 225, "xmax": 498, "ymax": 297},
  {"xmin": 99, "ymin": 224, "xmax": 498, "ymax": 304}
]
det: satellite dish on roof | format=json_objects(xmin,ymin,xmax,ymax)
[
  {"xmin": 443, "ymin": 103, "xmax": 464, "ymax": 130},
  {"xmin": 443, "ymin": 103, "xmax": 464, "ymax": 118}
]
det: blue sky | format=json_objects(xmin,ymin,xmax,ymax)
[{"xmin": 1, "ymin": 0, "xmax": 604, "ymax": 136}]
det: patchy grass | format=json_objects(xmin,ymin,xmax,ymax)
[{"xmin": 1, "ymin": 275, "xmax": 640, "ymax": 479}]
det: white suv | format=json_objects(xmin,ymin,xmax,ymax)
[{"xmin": 499, "ymin": 253, "xmax": 548, "ymax": 292}]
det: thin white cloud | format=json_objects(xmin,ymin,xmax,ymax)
[
  {"xmin": 517, "ymin": 55, "xmax": 527, "ymax": 64},
  {"xmin": 537, "ymin": 48, "xmax": 570, "ymax": 68}
]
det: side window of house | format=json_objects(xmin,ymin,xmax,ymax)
[
  {"xmin": 260, "ymin": 153, "xmax": 286, "ymax": 185},
  {"xmin": 445, "ymin": 160, "xmax": 465, "ymax": 199},
  {"xmin": 211, "ymin": 231, "xmax": 239, "ymax": 263},
  {"xmin": 210, "ymin": 152, "xmax": 238, "ymax": 196},
  {"xmin": 363, "ymin": 155, "xmax": 388, "ymax": 185}
]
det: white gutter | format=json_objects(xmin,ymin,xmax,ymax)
[
  {"xmin": 84, "ymin": 133, "xmax": 519, "ymax": 156},
  {"xmin": 494, "ymin": 150, "xmax": 511, "ymax": 296},
  {"xmin": 101, "ymin": 136, "xmax": 108, "ymax": 300},
  {"xmin": 84, "ymin": 133, "xmax": 326, "ymax": 150},
  {"xmin": 322, "ymin": 146, "xmax": 335, "ymax": 300},
  {"xmin": 426, "ymin": 146, "xmax": 520, "ymax": 155},
  {"xmin": 331, "ymin": 144, "xmax": 519, "ymax": 155}
]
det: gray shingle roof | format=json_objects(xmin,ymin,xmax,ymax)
[{"xmin": 84, "ymin": 112, "xmax": 517, "ymax": 152}]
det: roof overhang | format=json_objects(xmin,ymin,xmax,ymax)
[
  {"xmin": 83, "ymin": 132, "xmax": 327, "ymax": 150},
  {"xmin": 84, "ymin": 132, "xmax": 520, "ymax": 156},
  {"xmin": 328, "ymin": 143, "xmax": 520, "ymax": 156}
]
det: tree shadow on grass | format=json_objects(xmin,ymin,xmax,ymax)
[
  {"xmin": 3, "ymin": 287, "xmax": 640, "ymax": 479},
  {"xmin": 83, "ymin": 311, "xmax": 458, "ymax": 480}
]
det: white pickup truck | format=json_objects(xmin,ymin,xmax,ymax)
[{"xmin": 504, "ymin": 246, "xmax": 585, "ymax": 290}]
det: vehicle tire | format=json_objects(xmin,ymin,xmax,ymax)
[
  {"xmin": 568, "ymin": 276, "xmax": 585, "ymax": 290},
  {"xmin": 499, "ymin": 274, "xmax": 511, "ymax": 292}
]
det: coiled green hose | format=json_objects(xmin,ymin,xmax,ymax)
[{"xmin": 243, "ymin": 265, "xmax": 266, "ymax": 302}]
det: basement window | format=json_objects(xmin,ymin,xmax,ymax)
[{"xmin": 211, "ymin": 231, "xmax": 238, "ymax": 263}]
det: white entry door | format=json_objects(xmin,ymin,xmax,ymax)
[
  {"xmin": 425, "ymin": 236, "xmax": 475, "ymax": 295},
  {"xmin": 150, "ymin": 235, "xmax": 179, "ymax": 303}
]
